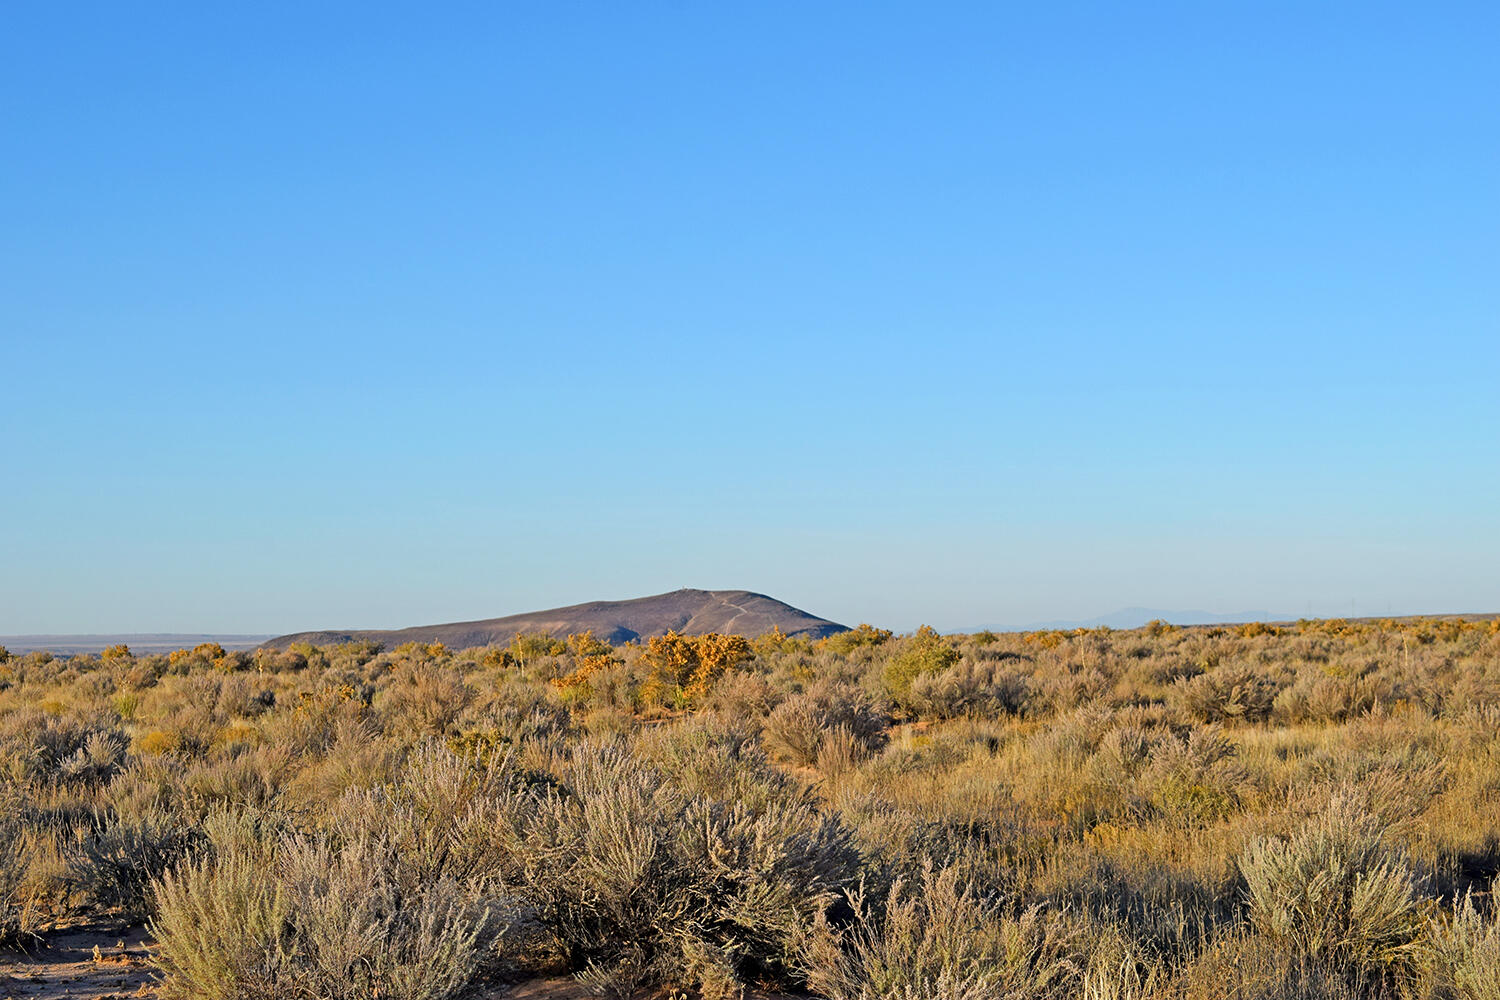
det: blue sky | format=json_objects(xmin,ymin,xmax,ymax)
[{"xmin": 3, "ymin": 2, "xmax": 1496, "ymax": 634}]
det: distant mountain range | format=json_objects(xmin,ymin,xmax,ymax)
[
  {"xmin": 0, "ymin": 634, "xmax": 274, "ymax": 655},
  {"xmin": 1011, "ymin": 607, "xmax": 1294, "ymax": 631},
  {"xmin": 264, "ymin": 588, "xmax": 848, "ymax": 649}
]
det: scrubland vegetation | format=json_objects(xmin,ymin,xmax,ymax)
[{"xmin": 3, "ymin": 617, "xmax": 1500, "ymax": 999}]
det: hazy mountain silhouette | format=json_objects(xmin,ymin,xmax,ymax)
[
  {"xmin": 1014, "ymin": 607, "xmax": 1292, "ymax": 630},
  {"xmin": 0, "ymin": 634, "xmax": 273, "ymax": 655},
  {"xmin": 264, "ymin": 588, "xmax": 847, "ymax": 649}
]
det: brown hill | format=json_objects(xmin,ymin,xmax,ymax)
[{"xmin": 262, "ymin": 588, "xmax": 847, "ymax": 650}]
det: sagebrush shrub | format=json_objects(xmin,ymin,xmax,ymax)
[
  {"xmin": 704, "ymin": 669, "xmax": 782, "ymax": 726},
  {"xmin": 150, "ymin": 813, "xmax": 295, "ymax": 1000},
  {"xmin": 1274, "ymin": 673, "xmax": 1385, "ymax": 724},
  {"xmin": 762, "ymin": 682, "xmax": 889, "ymax": 767},
  {"xmin": 1240, "ymin": 797, "xmax": 1428, "ymax": 986},
  {"xmin": 1180, "ymin": 930, "xmax": 1372, "ymax": 1000},
  {"xmin": 1142, "ymin": 726, "xmax": 1248, "ymax": 826},
  {"xmin": 492, "ymin": 739, "xmax": 859, "ymax": 993},
  {"xmin": 277, "ymin": 833, "xmax": 494, "ymax": 1000},
  {"xmin": 0, "ymin": 806, "xmax": 41, "ymax": 949},
  {"xmin": 14, "ymin": 615, "xmax": 1500, "ymax": 999},
  {"xmin": 908, "ymin": 658, "xmax": 1029, "ymax": 719},
  {"xmin": 1438, "ymin": 889, "xmax": 1500, "ymax": 1000},
  {"xmin": 69, "ymin": 804, "xmax": 193, "ymax": 919},
  {"xmin": 151, "ymin": 801, "xmax": 495, "ymax": 1000},
  {"xmin": 1173, "ymin": 664, "xmax": 1277, "ymax": 723},
  {"xmin": 324, "ymin": 742, "xmax": 511, "ymax": 886},
  {"xmin": 2, "ymin": 708, "xmax": 127, "ymax": 784},
  {"xmin": 634, "ymin": 718, "xmax": 800, "ymax": 808},
  {"xmin": 379, "ymin": 663, "xmax": 472, "ymax": 736},
  {"xmin": 802, "ymin": 861, "xmax": 1082, "ymax": 1000},
  {"xmin": 455, "ymin": 681, "xmax": 575, "ymax": 756}
]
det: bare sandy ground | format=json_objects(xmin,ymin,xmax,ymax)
[{"xmin": 0, "ymin": 924, "xmax": 154, "ymax": 1000}]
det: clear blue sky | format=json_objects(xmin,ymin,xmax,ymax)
[{"xmin": 3, "ymin": 3, "xmax": 1496, "ymax": 634}]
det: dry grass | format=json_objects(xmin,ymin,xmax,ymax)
[{"xmin": 1, "ymin": 617, "xmax": 1498, "ymax": 997}]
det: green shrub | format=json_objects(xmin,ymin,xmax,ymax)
[
  {"xmin": 819, "ymin": 624, "xmax": 895, "ymax": 656},
  {"xmin": 883, "ymin": 627, "xmax": 961, "ymax": 710},
  {"xmin": 508, "ymin": 631, "xmax": 567, "ymax": 667}
]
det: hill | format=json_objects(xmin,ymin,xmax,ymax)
[{"xmin": 263, "ymin": 588, "xmax": 847, "ymax": 649}]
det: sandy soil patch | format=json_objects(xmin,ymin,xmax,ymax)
[{"xmin": 0, "ymin": 924, "xmax": 155, "ymax": 1000}]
